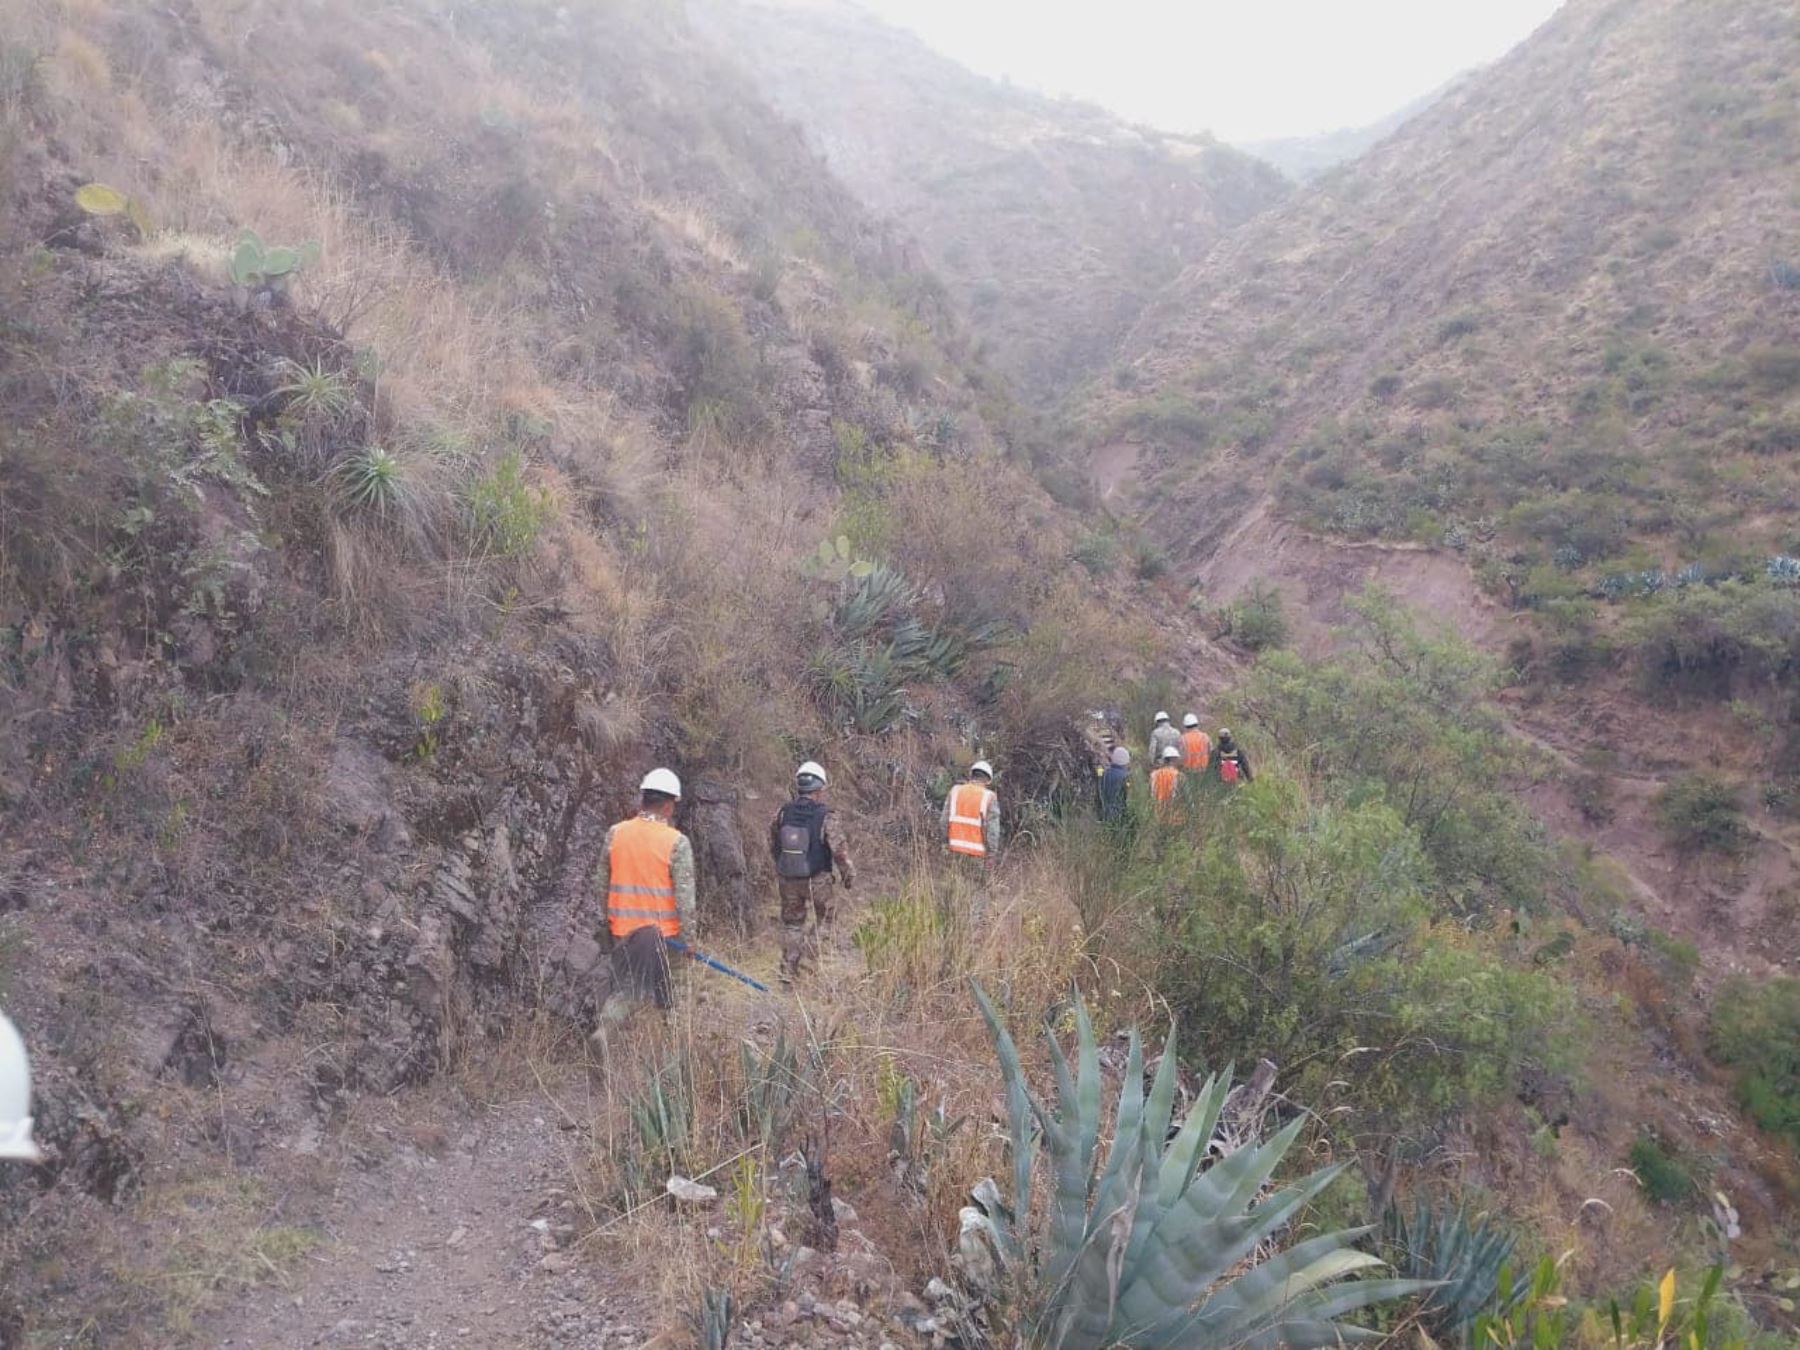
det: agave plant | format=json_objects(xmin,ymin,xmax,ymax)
[
  {"xmin": 968, "ymin": 983, "xmax": 1430, "ymax": 1348},
  {"xmin": 1383, "ymin": 1197, "xmax": 1521, "ymax": 1338}
]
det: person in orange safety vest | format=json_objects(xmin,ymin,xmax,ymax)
[
  {"xmin": 590, "ymin": 767, "xmax": 696, "ymax": 1020},
  {"xmin": 942, "ymin": 760, "xmax": 1000, "ymax": 872},
  {"xmin": 1180, "ymin": 714, "xmax": 1212, "ymax": 772},
  {"xmin": 1150, "ymin": 745, "xmax": 1183, "ymax": 824}
]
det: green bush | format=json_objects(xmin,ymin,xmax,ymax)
[
  {"xmin": 1627, "ymin": 1134, "xmax": 1693, "ymax": 1204},
  {"xmin": 671, "ymin": 284, "xmax": 761, "ymax": 441},
  {"xmin": 1229, "ymin": 582, "xmax": 1289, "ymax": 651},
  {"xmin": 1654, "ymin": 773, "xmax": 1751, "ymax": 856},
  {"xmin": 1709, "ymin": 976, "xmax": 1800, "ymax": 1150},
  {"xmin": 1148, "ymin": 776, "xmax": 1573, "ymax": 1158},
  {"xmin": 466, "ymin": 450, "xmax": 552, "ymax": 558},
  {"xmin": 1237, "ymin": 588, "xmax": 1554, "ymax": 915},
  {"xmin": 1071, "ymin": 530, "xmax": 1118, "ymax": 576},
  {"xmin": 1631, "ymin": 581, "xmax": 1800, "ymax": 700},
  {"xmin": 1128, "ymin": 535, "xmax": 1169, "ymax": 581}
]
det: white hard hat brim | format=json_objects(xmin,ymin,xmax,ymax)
[{"xmin": 0, "ymin": 1121, "xmax": 40, "ymax": 1162}]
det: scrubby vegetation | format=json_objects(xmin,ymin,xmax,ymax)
[{"xmin": 1711, "ymin": 978, "xmax": 1800, "ymax": 1151}]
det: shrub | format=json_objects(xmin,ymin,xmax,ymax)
[
  {"xmin": 1747, "ymin": 345, "xmax": 1800, "ymax": 393},
  {"xmin": 1654, "ymin": 773, "xmax": 1751, "ymax": 856},
  {"xmin": 1128, "ymin": 535, "xmax": 1169, "ymax": 581},
  {"xmin": 1709, "ymin": 976, "xmax": 1800, "ymax": 1150},
  {"xmin": 1627, "ymin": 1134, "xmax": 1693, "ymax": 1204},
  {"xmin": 1071, "ymin": 530, "xmax": 1118, "ymax": 576},
  {"xmin": 1229, "ymin": 582, "xmax": 1289, "ymax": 651},
  {"xmin": 466, "ymin": 450, "xmax": 551, "ymax": 559},
  {"xmin": 1437, "ymin": 309, "xmax": 1482, "ymax": 342},
  {"xmin": 671, "ymin": 284, "xmax": 760, "ymax": 441}
]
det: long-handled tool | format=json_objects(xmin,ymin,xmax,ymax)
[{"xmin": 666, "ymin": 938, "xmax": 771, "ymax": 993}]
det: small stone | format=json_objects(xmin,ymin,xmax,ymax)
[
  {"xmin": 446, "ymin": 1226, "xmax": 468, "ymax": 1247},
  {"xmin": 539, "ymin": 1253, "xmax": 575, "ymax": 1275},
  {"xmin": 665, "ymin": 1175, "xmax": 718, "ymax": 1204},
  {"xmin": 830, "ymin": 1196, "xmax": 858, "ymax": 1224}
]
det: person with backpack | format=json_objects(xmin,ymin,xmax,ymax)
[
  {"xmin": 769, "ymin": 761, "xmax": 857, "ymax": 983},
  {"xmin": 1213, "ymin": 728, "xmax": 1252, "ymax": 785},
  {"xmin": 1180, "ymin": 715, "xmax": 1212, "ymax": 772},
  {"xmin": 1150, "ymin": 745, "xmax": 1183, "ymax": 824}
]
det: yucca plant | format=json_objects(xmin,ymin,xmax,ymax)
[
  {"xmin": 1383, "ymin": 1198, "xmax": 1521, "ymax": 1339},
  {"xmin": 968, "ymin": 982, "xmax": 1430, "ymax": 1348},
  {"xmin": 274, "ymin": 357, "xmax": 355, "ymax": 424},
  {"xmin": 330, "ymin": 445, "xmax": 409, "ymax": 520}
]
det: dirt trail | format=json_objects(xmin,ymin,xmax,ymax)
[
  {"xmin": 204, "ymin": 1079, "xmax": 663, "ymax": 1349},
  {"xmin": 199, "ymin": 903, "xmax": 921, "ymax": 1349}
]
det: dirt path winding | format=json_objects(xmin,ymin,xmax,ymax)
[{"xmin": 205, "ymin": 1080, "xmax": 663, "ymax": 1349}]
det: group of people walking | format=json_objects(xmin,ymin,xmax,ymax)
[
  {"xmin": 1092, "ymin": 710, "xmax": 1251, "ymax": 824},
  {"xmin": 586, "ymin": 708, "xmax": 1244, "ymax": 1024},
  {"xmin": 586, "ymin": 751, "xmax": 1003, "ymax": 1023}
]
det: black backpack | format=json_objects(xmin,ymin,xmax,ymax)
[{"xmin": 776, "ymin": 798, "xmax": 833, "ymax": 879}]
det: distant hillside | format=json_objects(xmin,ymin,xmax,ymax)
[
  {"xmin": 1091, "ymin": 0, "xmax": 1800, "ymax": 1004},
  {"xmin": 692, "ymin": 0, "xmax": 1290, "ymax": 400},
  {"xmin": 1241, "ymin": 80, "xmax": 1463, "ymax": 182},
  {"xmin": 1101, "ymin": 0, "xmax": 1800, "ymax": 574}
]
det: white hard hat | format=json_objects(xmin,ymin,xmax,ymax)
[
  {"xmin": 1182, "ymin": 714, "xmax": 1200, "ymax": 728},
  {"xmin": 640, "ymin": 767, "xmax": 682, "ymax": 799},
  {"xmin": 970, "ymin": 760, "xmax": 994, "ymax": 779},
  {"xmin": 1153, "ymin": 711, "xmax": 1171, "ymax": 724},
  {"xmin": 1161, "ymin": 746, "xmax": 1181, "ymax": 761},
  {"xmin": 796, "ymin": 761, "xmax": 827, "ymax": 788},
  {"xmin": 0, "ymin": 1011, "xmax": 41, "ymax": 1164}
]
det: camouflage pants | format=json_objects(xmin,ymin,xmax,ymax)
[{"xmin": 778, "ymin": 875, "xmax": 834, "ymax": 978}]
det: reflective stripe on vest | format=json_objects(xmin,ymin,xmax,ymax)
[
  {"xmin": 947, "ymin": 782, "xmax": 994, "ymax": 857},
  {"xmin": 607, "ymin": 815, "xmax": 680, "ymax": 939},
  {"xmin": 1182, "ymin": 729, "xmax": 1211, "ymax": 771}
]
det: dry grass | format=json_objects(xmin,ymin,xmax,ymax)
[{"xmin": 638, "ymin": 195, "xmax": 749, "ymax": 272}]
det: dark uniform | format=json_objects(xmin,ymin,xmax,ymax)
[{"xmin": 769, "ymin": 796, "xmax": 856, "ymax": 980}]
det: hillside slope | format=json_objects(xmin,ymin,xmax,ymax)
[
  {"xmin": 0, "ymin": 0, "xmax": 1149, "ymax": 1338},
  {"xmin": 1093, "ymin": 0, "xmax": 1800, "ymax": 975},
  {"xmin": 692, "ymin": 0, "xmax": 1290, "ymax": 400}
]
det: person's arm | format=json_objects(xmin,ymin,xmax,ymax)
[
  {"xmin": 940, "ymin": 790, "xmax": 953, "ymax": 841},
  {"xmin": 825, "ymin": 811, "xmax": 856, "ymax": 887},
  {"xmin": 1238, "ymin": 748, "xmax": 1253, "ymax": 782},
  {"xmin": 769, "ymin": 810, "xmax": 784, "ymax": 862},
  {"xmin": 592, "ymin": 825, "xmax": 615, "ymax": 930},
  {"xmin": 671, "ymin": 834, "xmax": 697, "ymax": 936},
  {"xmin": 985, "ymin": 795, "xmax": 1001, "ymax": 858}
]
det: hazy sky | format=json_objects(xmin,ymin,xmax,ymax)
[{"xmin": 856, "ymin": 0, "xmax": 1566, "ymax": 142}]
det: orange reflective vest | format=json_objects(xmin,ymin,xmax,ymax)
[
  {"xmin": 946, "ymin": 781, "xmax": 996, "ymax": 858},
  {"xmin": 1181, "ymin": 728, "xmax": 1212, "ymax": 771},
  {"xmin": 1151, "ymin": 765, "xmax": 1180, "ymax": 800},
  {"xmin": 606, "ymin": 815, "xmax": 681, "ymax": 940}
]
